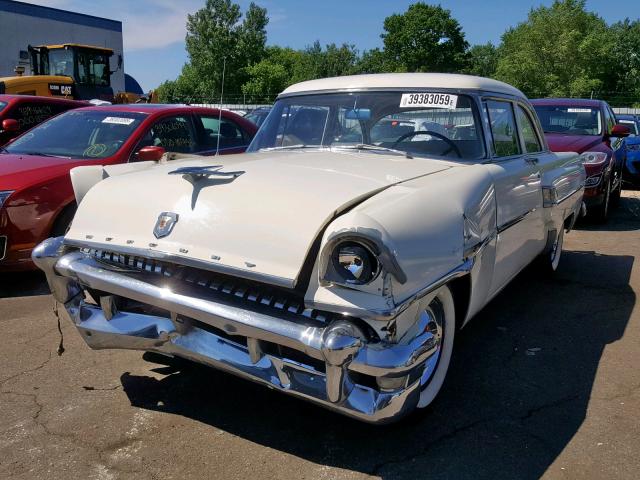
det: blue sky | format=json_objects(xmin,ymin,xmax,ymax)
[{"xmin": 28, "ymin": 0, "xmax": 640, "ymax": 92}]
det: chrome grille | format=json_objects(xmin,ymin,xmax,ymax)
[{"xmin": 83, "ymin": 248, "xmax": 334, "ymax": 324}]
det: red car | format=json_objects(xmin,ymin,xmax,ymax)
[
  {"xmin": 0, "ymin": 94, "xmax": 88, "ymax": 145},
  {"xmin": 0, "ymin": 104, "xmax": 257, "ymax": 271},
  {"xmin": 531, "ymin": 98, "xmax": 629, "ymax": 221}
]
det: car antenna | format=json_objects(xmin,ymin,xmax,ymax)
[{"xmin": 216, "ymin": 57, "xmax": 226, "ymax": 156}]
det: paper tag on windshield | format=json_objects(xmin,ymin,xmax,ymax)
[
  {"xmin": 567, "ymin": 108, "xmax": 592, "ymax": 113},
  {"xmin": 400, "ymin": 93, "xmax": 458, "ymax": 109},
  {"xmin": 102, "ymin": 116, "xmax": 135, "ymax": 125}
]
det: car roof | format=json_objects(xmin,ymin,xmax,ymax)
[
  {"xmin": 530, "ymin": 98, "xmax": 604, "ymax": 108},
  {"xmin": 280, "ymin": 73, "xmax": 525, "ymax": 98},
  {"xmin": 0, "ymin": 94, "xmax": 88, "ymax": 105},
  {"xmin": 616, "ymin": 114, "xmax": 639, "ymax": 121},
  {"xmin": 73, "ymin": 104, "xmax": 230, "ymax": 115}
]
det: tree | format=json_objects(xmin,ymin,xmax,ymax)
[
  {"xmin": 158, "ymin": 0, "xmax": 268, "ymax": 102},
  {"xmin": 607, "ymin": 19, "xmax": 640, "ymax": 106},
  {"xmin": 381, "ymin": 3, "xmax": 469, "ymax": 73},
  {"xmin": 495, "ymin": 0, "xmax": 610, "ymax": 98},
  {"xmin": 465, "ymin": 43, "xmax": 499, "ymax": 78}
]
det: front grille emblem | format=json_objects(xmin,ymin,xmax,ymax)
[{"xmin": 154, "ymin": 212, "xmax": 179, "ymax": 239}]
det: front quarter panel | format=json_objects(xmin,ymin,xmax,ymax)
[{"xmin": 306, "ymin": 164, "xmax": 498, "ymax": 335}]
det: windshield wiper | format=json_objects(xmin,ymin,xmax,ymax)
[
  {"xmin": 17, "ymin": 151, "xmax": 71, "ymax": 159},
  {"xmin": 335, "ymin": 144, "xmax": 413, "ymax": 159},
  {"xmin": 259, "ymin": 144, "xmax": 325, "ymax": 152}
]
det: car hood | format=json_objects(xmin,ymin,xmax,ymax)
[
  {"xmin": 66, "ymin": 150, "xmax": 455, "ymax": 287},
  {"xmin": 544, "ymin": 133, "xmax": 602, "ymax": 153},
  {"xmin": 0, "ymin": 153, "xmax": 85, "ymax": 191}
]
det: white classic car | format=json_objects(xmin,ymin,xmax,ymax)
[{"xmin": 33, "ymin": 74, "xmax": 585, "ymax": 424}]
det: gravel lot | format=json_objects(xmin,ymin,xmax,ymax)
[{"xmin": 1, "ymin": 191, "xmax": 639, "ymax": 480}]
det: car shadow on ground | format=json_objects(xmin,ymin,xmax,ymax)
[
  {"xmin": 0, "ymin": 270, "xmax": 49, "ymax": 298},
  {"xmin": 574, "ymin": 192, "xmax": 640, "ymax": 232},
  {"xmin": 120, "ymin": 247, "xmax": 635, "ymax": 480}
]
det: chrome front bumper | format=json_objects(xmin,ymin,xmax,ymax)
[{"xmin": 33, "ymin": 237, "xmax": 438, "ymax": 424}]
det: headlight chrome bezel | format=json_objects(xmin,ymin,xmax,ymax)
[
  {"xmin": 319, "ymin": 232, "xmax": 407, "ymax": 290},
  {"xmin": 330, "ymin": 241, "xmax": 380, "ymax": 286}
]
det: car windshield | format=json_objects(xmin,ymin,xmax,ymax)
[
  {"xmin": 4, "ymin": 110, "xmax": 146, "ymax": 159},
  {"xmin": 533, "ymin": 105, "xmax": 602, "ymax": 135},
  {"xmin": 619, "ymin": 119, "xmax": 638, "ymax": 136},
  {"xmin": 0, "ymin": 101, "xmax": 6, "ymax": 113},
  {"xmin": 247, "ymin": 91, "xmax": 485, "ymax": 160}
]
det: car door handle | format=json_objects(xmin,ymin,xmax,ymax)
[{"xmin": 525, "ymin": 157, "xmax": 539, "ymax": 165}]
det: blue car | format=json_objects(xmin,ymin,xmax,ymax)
[{"xmin": 618, "ymin": 114, "xmax": 640, "ymax": 187}]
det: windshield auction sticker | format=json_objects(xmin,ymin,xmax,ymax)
[
  {"xmin": 567, "ymin": 108, "xmax": 592, "ymax": 113},
  {"xmin": 102, "ymin": 117, "xmax": 135, "ymax": 125},
  {"xmin": 400, "ymin": 93, "xmax": 458, "ymax": 109}
]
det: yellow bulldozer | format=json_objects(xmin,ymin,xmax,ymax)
[{"xmin": 0, "ymin": 43, "xmax": 156, "ymax": 103}]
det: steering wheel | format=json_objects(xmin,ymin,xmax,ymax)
[{"xmin": 391, "ymin": 130, "xmax": 462, "ymax": 158}]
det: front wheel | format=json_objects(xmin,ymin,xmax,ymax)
[
  {"xmin": 417, "ymin": 284, "xmax": 456, "ymax": 408},
  {"xmin": 591, "ymin": 179, "xmax": 611, "ymax": 223}
]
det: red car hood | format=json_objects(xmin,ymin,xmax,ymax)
[
  {"xmin": 545, "ymin": 133, "xmax": 603, "ymax": 153},
  {"xmin": 0, "ymin": 153, "xmax": 89, "ymax": 191}
]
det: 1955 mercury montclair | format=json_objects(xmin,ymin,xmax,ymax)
[{"xmin": 33, "ymin": 74, "xmax": 585, "ymax": 423}]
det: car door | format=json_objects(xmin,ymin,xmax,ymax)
[
  {"xmin": 130, "ymin": 114, "xmax": 199, "ymax": 160},
  {"xmin": 484, "ymin": 99, "xmax": 545, "ymax": 296},
  {"xmin": 194, "ymin": 115, "xmax": 253, "ymax": 155}
]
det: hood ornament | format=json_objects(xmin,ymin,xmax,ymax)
[
  {"xmin": 154, "ymin": 212, "xmax": 179, "ymax": 239},
  {"xmin": 169, "ymin": 165, "xmax": 245, "ymax": 183},
  {"xmin": 169, "ymin": 165, "xmax": 245, "ymax": 210}
]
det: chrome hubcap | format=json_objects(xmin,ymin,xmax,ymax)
[{"xmin": 420, "ymin": 298, "xmax": 445, "ymax": 387}]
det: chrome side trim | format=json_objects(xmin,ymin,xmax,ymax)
[
  {"xmin": 62, "ymin": 238, "xmax": 296, "ymax": 289},
  {"xmin": 497, "ymin": 208, "xmax": 534, "ymax": 234}
]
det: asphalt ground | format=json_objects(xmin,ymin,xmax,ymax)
[{"xmin": 1, "ymin": 191, "xmax": 639, "ymax": 480}]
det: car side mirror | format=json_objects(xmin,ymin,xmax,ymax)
[
  {"xmin": 136, "ymin": 145, "xmax": 165, "ymax": 161},
  {"xmin": 1, "ymin": 119, "xmax": 20, "ymax": 133},
  {"xmin": 610, "ymin": 123, "xmax": 630, "ymax": 138}
]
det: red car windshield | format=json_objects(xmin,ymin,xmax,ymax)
[
  {"xmin": 0, "ymin": 101, "xmax": 6, "ymax": 113},
  {"xmin": 4, "ymin": 110, "xmax": 147, "ymax": 159},
  {"xmin": 533, "ymin": 105, "xmax": 602, "ymax": 136}
]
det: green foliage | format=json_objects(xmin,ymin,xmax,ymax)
[
  {"xmin": 465, "ymin": 43, "xmax": 499, "ymax": 78},
  {"xmin": 158, "ymin": 0, "xmax": 268, "ymax": 102},
  {"xmin": 494, "ymin": 0, "xmax": 611, "ymax": 98},
  {"xmin": 157, "ymin": 0, "xmax": 640, "ymax": 106},
  {"xmin": 381, "ymin": 3, "xmax": 469, "ymax": 73}
]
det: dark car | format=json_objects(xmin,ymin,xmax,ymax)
[
  {"xmin": 616, "ymin": 113, "xmax": 640, "ymax": 187},
  {"xmin": 0, "ymin": 94, "xmax": 88, "ymax": 145},
  {"xmin": 531, "ymin": 98, "xmax": 630, "ymax": 221},
  {"xmin": 244, "ymin": 107, "xmax": 271, "ymax": 128},
  {"xmin": 0, "ymin": 104, "xmax": 257, "ymax": 271}
]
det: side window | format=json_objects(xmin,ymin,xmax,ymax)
[
  {"xmin": 603, "ymin": 106, "xmax": 615, "ymax": 134},
  {"xmin": 515, "ymin": 105, "xmax": 542, "ymax": 153},
  {"xmin": 197, "ymin": 116, "xmax": 248, "ymax": 151},
  {"xmin": 138, "ymin": 116, "xmax": 197, "ymax": 154},
  {"xmin": 486, "ymin": 100, "xmax": 521, "ymax": 157},
  {"xmin": 10, "ymin": 102, "xmax": 56, "ymax": 131}
]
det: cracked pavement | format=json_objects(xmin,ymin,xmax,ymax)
[{"xmin": 1, "ymin": 191, "xmax": 639, "ymax": 480}]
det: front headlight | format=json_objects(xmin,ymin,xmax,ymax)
[
  {"xmin": 331, "ymin": 242, "xmax": 379, "ymax": 285},
  {"xmin": 580, "ymin": 152, "xmax": 608, "ymax": 165},
  {"xmin": 627, "ymin": 144, "xmax": 640, "ymax": 152},
  {"xmin": 0, "ymin": 190, "xmax": 13, "ymax": 208}
]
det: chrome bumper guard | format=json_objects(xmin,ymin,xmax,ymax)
[{"xmin": 33, "ymin": 237, "xmax": 438, "ymax": 423}]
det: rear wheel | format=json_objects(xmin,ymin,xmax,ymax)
[{"xmin": 417, "ymin": 284, "xmax": 456, "ymax": 408}]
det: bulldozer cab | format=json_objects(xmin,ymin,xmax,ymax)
[{"xmin": 28, "ymin": 44, "xmax": 117, "ymax": 101}]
